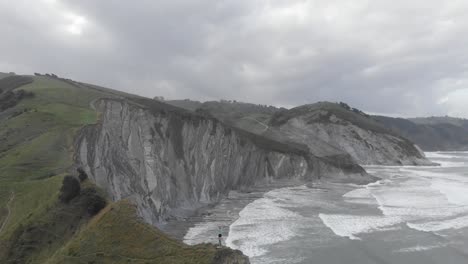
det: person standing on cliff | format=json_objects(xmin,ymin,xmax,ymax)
[{"xmin": 218, "ymin": 233, "xmax": 223, "ymax": 247}]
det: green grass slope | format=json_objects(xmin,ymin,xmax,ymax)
[
  {"xmin": 0, "ymin": 75, "xmax": 110, "ymax": 263},
  {"xmin": 48, "ymin": 200, "xmax": 221, "ymax": 264},
  {"xmin": 0, "ymin": 76, "xmax": 104, "ymax": 244},
  {"xmin": 0, "ymin": 72, "xmax": 13, "ymax": 80},
  {"xmin": 0, "ymin": 179, "xmax": 105, "ymax": 263}
]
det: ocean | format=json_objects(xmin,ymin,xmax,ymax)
[{"xmin": 184, "ymin": 152, "xmax": 468, "ymax": 264}]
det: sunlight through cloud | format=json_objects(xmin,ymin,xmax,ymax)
[{"xmin": 65, "ymin": 13, "xmax": 87, "ymax": 35}]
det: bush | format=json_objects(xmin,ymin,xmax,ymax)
[
  {"xmin": 81, "ymin": 188, "xmax": 107, "ymax": 216},
  {"xmin": 87, "ymin": 195, "xmax": 107, "ymax": 216},
  {"xmin": 59, "ymin": 176, "xmax": 81, "ymax": 203},
  {"xmin": 77, "ymin": 168, "xmax": 88, "ymax": 182}
]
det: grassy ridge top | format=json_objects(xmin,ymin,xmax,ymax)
[
  {"xmin": 0, "ymin": 76, "xmax": 104, "ymax": 182},
  {"xmin": 0, "ymin": 76, "xmax": 106, "ymax": 240},
  {"xmin": 270, "ymin": 102, "xmax": 379, "ymax": 130}
]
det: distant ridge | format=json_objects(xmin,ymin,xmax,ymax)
[{"xmin": 375, "ymin": 115, "xmax": 468, "ymax": 151}]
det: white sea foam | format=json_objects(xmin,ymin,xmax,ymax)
[
  {"xmin": 335, "ymin": 160, "xmax": 468, "ymax": 240},
  {"xmin": 343, "ymin": 188, "xmax": 373, "ymax": 199},
  {"xmin": 226, "ymin": 190, "xmax": 304, "ymax": 257},
  {"xmin": 252, "ymin": 256, "xmax": 305, "ymax": 264},
  {"xmin": 407, "ymin": 214, "xmax": 468, "ymax": 232},
  {"xmin": 343, "ymin": 188, "xmax": 377, "ymax": 205},
  {"xmin": 373, "ymin": 177, "xmax": 468, "ymax": 224},
  {"xmin": 425, "ymin": 152, "xmax": 453, "ymax": 159},
  {"xmin": 184, "ymin": 222, "xmax": 223, "ymax": 245},
  {"xmin": 424, "ymin": 152, "xmax": 468, "ymax": 167},
  {"xmin": 395, "ymin": 243, "xmax": 446, "ymax": 253},
  {"xmin": 431, "ymin": 179, "xmax": 468, "ymax": 206},
  {"xmin": 318, "ymin": 213, "xmax": 402, "ymax": 240},
  {"xmin": 222, "ymin": 151, "xmax": 468, "ymax": 262}
]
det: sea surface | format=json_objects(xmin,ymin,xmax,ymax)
[{"xmin": 184, "ymin": 152, "xmax": 468, "ymax": 264}]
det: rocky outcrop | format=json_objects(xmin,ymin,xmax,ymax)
[
  {"xmin": 270, "ymin": 102, "xmax": 432, "ymax": 166},
  {"xmin": 212, "ymin": 248, "xmax": 250, "ymax": 264},
  {"xmin": 75, "ymin": 98, "xmax": 370, "ymax": 226}
]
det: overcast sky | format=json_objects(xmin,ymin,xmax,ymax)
[{"xmin": 1, "ymin": 0, "xmax": 468, "ymax": 117}]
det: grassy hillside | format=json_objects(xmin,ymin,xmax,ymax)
[
  {"xmin": 0, "ymin": 72, "xmax": 13, "ymax": 80},
  {"xmin": 0, "ymin": 75, "xmax": 243, "ymax": 263},
  {"xmin": 166, "ymin": 99, "xmax": 203, "ymax": 111},
  {"xmin": 270, "ymin": 102, "xmax": 389, "ymax": 133},
  {"xmin": 410, "ymin": 116, "xmax": 468, "ymax": 130},
  {"xmin": 48, "ymin": 200, "xmax": 221, "ymax": 264},
  {"xmin": 0, "ymin": 76, "xmax": 104, "ymax": 243},
  {"xmin": 0, "ymin": 75, "xmax": 110, "ymax": 263},
  {"xmin": 192, "ymin": 101, "xmax": 281, "ymax": 137}
]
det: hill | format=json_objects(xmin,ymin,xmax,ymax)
[
  {"xmin": 374, "ymin": 116, "xmax": 468, "ymax": 151},
  {"xmin": 409, "ymin": 116, "xmax": 468, "ymax": 129},
  {"xmin": 0, "ymin": 72, "xmax": 14, "ymax": 80},
  {"xmin": 270, "ymin": 102, "xmax": 431, "ymax": 165},
  {"xmin": 166, "ymin": 99, "xmax": 203, "ymax": 111},
  {"xmin": 0, "ymin": 74, "xmax": 249, "ymax": 263}
]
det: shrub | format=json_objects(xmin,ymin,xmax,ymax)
[
  {"xmin": 59, "ymin": 176, "xmax": 81, "ymax": 203},
  {"xmin": 81, "ymin": 188, "xmax": 107, "ymax": 216},
  {"xmin": 87, "ymin": 195, "xmax": 107, "ymax": 216},
  {"xmin": 77, "ymin": 168, "xmax": 88, "ymax": 182}
]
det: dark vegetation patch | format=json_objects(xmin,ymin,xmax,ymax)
[
  {"xmin": 77, "ymin": 168, "xmax": 88, "ymax": 182},
  {"xmin": 0, "ymin": 178, "xmax": 107, "ymax": 264},
  {"xmin": 0, "ymin": 76, "xmax": 33, "ymax": 94},
  {"xmin": 0, "ymin": 76, "xmax": 34, "ymax": 112},
  {"xmin": 59, "ymin": 176, "xmax": 81, "ymax": 203},
  {"xmin": 0, "ymin": 90, "xmax": 34, "ymax": 112}
]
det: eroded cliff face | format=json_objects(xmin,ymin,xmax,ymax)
[
  {"xmin": 75, "ymin": 99, "xmax": 370, "ymax": 225},
  {"xmin": 276, "ymin": 112, "xmax": 431, "ymax": 166}
]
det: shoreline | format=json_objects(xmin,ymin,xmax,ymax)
[
  {"xmin": 161, "ymin": 175, "xmax": 377, "ymax": 245},
  {"xmin": 160, "ymin": 179, "xmax": 313, "ymax": 242}
]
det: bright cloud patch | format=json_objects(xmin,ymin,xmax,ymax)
[{"xmin": 65, "ymin": 13, "xmax": 87, "ymax": 35}]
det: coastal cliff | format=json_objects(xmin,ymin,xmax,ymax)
[
  {"xmin": 75, "ymin": 98, "xmax": 370, "ymax": 225},
  {"xmin": 182, "ymin": 101, "xmax": 432, "ymax": 166},
  {"xmin": 270, "ymin": 102, "xmax": 432, "ymax": 166}
]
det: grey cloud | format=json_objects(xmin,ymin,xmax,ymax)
[{"xmin": 1, "ymin": 0, "xmax": 468, "ymax": 117}]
